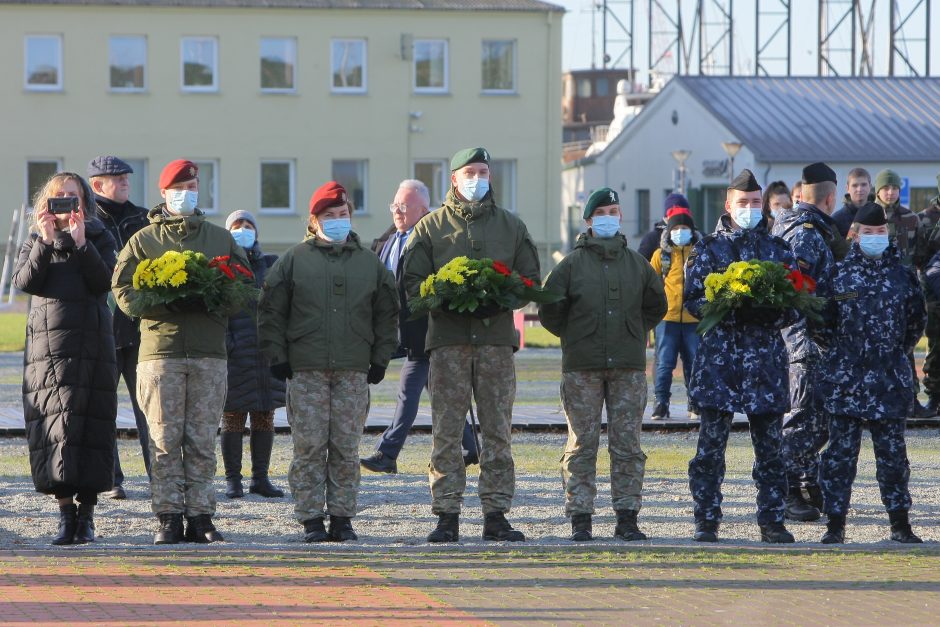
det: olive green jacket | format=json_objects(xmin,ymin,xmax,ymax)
[
  {"xmin": 112, "ymin": 206, "xmax": 250, "ymax": 362},
  {"xmin": 538, "ymin": 233, "xmax": 667, "ymax": 372},
  {"xmin": 257, "ymin": 231, "xmax": 399, "ymax": 372},
  {"xmin": 403, "ymin": 189, "xmax": 541, "ymax": 351}
]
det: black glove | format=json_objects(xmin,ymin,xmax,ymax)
[
  {"xmin": 367, "ymin": 363, "xmax": 386, "ymax": 385},
  {"xmin": 737, "ymin": 302, "xmax": 782, "ymax": 327},
  {"xmin": 270, "ymin": 362, "xmax": 293, "ymax": 380},
  {"xmin": 166, "ymin": 295, "xmax": 205, "ymax": 313},
  {"xmin": 469, "ymin": 301, "xmax": 505, "ymax": 319}
]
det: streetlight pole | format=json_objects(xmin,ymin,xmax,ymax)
[
  {"xmin": 671, "ymin": 150, "xmax": 691, "ymax": 195},
  {"xmin": 721, "ymin": 141, "xmax": 743, "ymax": 184}
]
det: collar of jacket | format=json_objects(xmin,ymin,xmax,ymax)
[
  {"xmin": 875, "ymin": 198, "xmax": 907, "ymax": 219},
  {"xmin": 304, "ymin": 228, "xmax": 363, "ymax": 253},
  {"xmin": 795, "ymin": 202, "xmax": 838, "ymax": 229},
  {"xmin": 95, "ymin": 195, "xmax": 136, "ymax": 221},
  {"xmin": 576, "ymin": 232, "xmax": 627, "ymax": 259},
  {"xmin": 846, "ymin": 240, "xmax": 901, "ymax": 268},
  {"xmin": 443, "ymin": 188, "xmax": 495, "ymax": 220}
]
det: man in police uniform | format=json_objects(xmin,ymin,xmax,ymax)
[
  {"xmin": 684, "ymin": 169, "xmax": 797, "ymax": 544},
  {"xmin": 404, "ymin": 147, "xmax": 541, "ymax": 543}
]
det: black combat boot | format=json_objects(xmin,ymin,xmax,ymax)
[
  {"xmin": 360, "ymin": 451, "xmax": 398, "ymax": 474},
  {"xmin": 303, "ymin": 517, "xmax": 329, "ymax": 543},
  {"xmin": 570, "ymin": 513, "xmax": 592, "ymax": 542},
  {"xmin": 427, "ymin": 513, "xmax": 460, "ymax": 543},
  {"xmin": 328, "ymin": 515, "xmax": 358, "ymax": 542},
  {"xmin": 184, "ymin": 514, "xmax": 224, "ymax": 543},
  {"xmin": 220, "ymin": 432, "xmax": 244, "ymax": 499},
  {"xmin": 154, "ymin": 513, "xmax": 184, "ymax": 545},
  {"xmin": 804, "ymin": 484, "xmax": 824, "ymax": 511},
  {"xmin": 614, "ymin": 509, "xmax": 647, "ymax": 541},
  {"xmin": 52, "ymin": 503, "xmax": 78, "ymax": 546},
  {"xmin": 888, "ymin": 510, "xmax": 923, "ymax": 544},
  {"xmin": 73, "ymin": 503, "xmax": 96, "ymax": 544},
  {"xmin": 693, "ymin": 520, "xmax": 719, "ymax": 542},
  {"xmin": 482, "ymin": 511, "xmax": 525, "ymax": 542},
  {"xmin": 248, "ymin": 431, "xmax": 285, "ymax": 498},
  {"xmin": 924, "ymin": 396, "xmax": 940, "ymax": 417},
  {"xmin": 651, "ymin": 402, "xmax": 669, "ymax": 420},
  {"xmin": 821, "ymin": 514, "xmax": 846, "ymax": 544},
  {"xmin": 759, "ymin": 521, "xmax": 795, "ymax": 543},
  {"xmin": 785, "ymin": 486, "xmax": 821, "ymax": 522}
]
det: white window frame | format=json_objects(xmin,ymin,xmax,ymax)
[
  {"xmin": 192, "ymin": 159, "xmax": 219, "ymax": 214},
  {"xmin": 259, "ymin": 160, "xmax": 295, "ymax": 214},
  {"xmin": 25, "ymin": 159, "xmax": 63, "ymax": 206},
  {"xmin": 412, "ymin": 159, "xmax": 448, "ymax": 208},
  {"xmin": 481, "ymin": 39, "xmax": 517, "ymax": 95},
  {"xmin": 412, "ymin": 39, "xmax": 448, "ymax": 94},
  {"xmin": 109, "ymin": 35, "xmax": 147, "ymax": 93},
  {"xmin": 330, "ymin": 38, "xmax": 368, "ymax": 94},
  {"xmin": 180, "ymin": 36, "xmax": 218, "ymax": 93},
  {"xmin": 260, "ymin": 37, "xmax": 297, "ymax": 94},
  {"xmin": 24, "ymin": 35, "xmax": 63, "ymax": 91}
]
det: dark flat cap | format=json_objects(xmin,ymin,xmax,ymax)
[
  {"xmin": 450, "ymin": 147, "xmax": 490, "ymax": 171},
  {"xmin": 856, "ymin": 202, "xmax": 887, "ymax": 227},
  {"xmin": 87, "ymin": 155, "xmax": 133, "ymax": 178},
  {"xmin": 729, "ymin": 169, "xmax": 761, "ymax": 192},
  {"xmin": 802, "ymin": 162, "xmax": 837, "ymax": 185},
  {"xmin": 583, "ymin": 187, "xmax": 620, "ymax": 219}
]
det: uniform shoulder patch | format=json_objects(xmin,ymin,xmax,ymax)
[
  {"xmin": 833, "ymin": 291, "xmax": 857, "ymax": 301},
  {"xmin": 797, "ymin": 259, "xmax": 811, "ymax": 270},
  {"xmin": 803, "ymin": 223, "xmax": 815, "ymax": 229}
]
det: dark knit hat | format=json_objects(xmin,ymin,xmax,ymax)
[
  {"xmin": 87, "ymin": 155, "xmax": 133, "ymax": 178},
  {"xmin": 450, "ymin": 147, "xmax": 490, "ymax": 171},
  {"xmin": 667, "ymin": 212, "xmax": 694, "ymax": 231},
  {"xmin": 663, "ymin": 192, "xmax": 690, "ymax": 215},
  {"xmin": 874, "ymin": 169, "xmax": 902, "ymax": 192},
  {"xmin": 801, "ymin": 162, "xmax": 837, "ymax": 185},
  {"xmin": 583, "ymin": 187, "xmax": 620, "ymax": 219},
  {"xmin": 225, "ymin": 210, "xmax": 258, "ymax": 232},
  {"xmin": 309, "ymin": 181, "xmax": 348, "ymax": 215},
  {"xmin": 856, "ymin": 202, "xmax": 887, "ymax": 226},
  {"xmin": 729, "ymin": 169, "xmax": 761, "ymax": 192},
  {"xmin": 159, "ymin": 159, "xmax": 198, "ymax": 190}
]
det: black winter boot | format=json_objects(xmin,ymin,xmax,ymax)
[
  {"xmin": 570, "ymin": 513, "xmax": 593, "ymax": 542},
  {"xmin": 427, "ymin": 513, "xmax": 459, "ymax": 543},
  {"xmin": 220, "ymin": 432, "xmax": 244, "ymax": 499},
  {"xmin": 651, "ymin": 402, "xmax": 669, "ymax": 420},
  {"xmin": 482, "ymin": 511, "xmax": 525, "ymax": 542},
  {"xmin": 693, "ymin": 520, "xmax": 719, "ymax": 542},
  {"xmin": 759, "ymin": 521, "xmax": 795, "ymax": 543},
  {"xmin": 804, "ymin": 484, "xmax": 824, "ymax": 511},
  {"xmin": 303, "ymin": 517, "xmax": 329, "ymax": 543},
  {"xmin": 249, "ymin": 431, "xmax": 285, "ymax": 498},
  {"xmin": 74, "ymin": 503, "xmax": 96, "ymax": 544},
  {"xmin": 328, "ymin": 515, "xmax": 358, "ymax": 542},
  {"xmin": 52, "ymin": 504, "xmax": 78, "ymax": 546},
  {"xmin": 785, "ymin": 486, "xmax": 821, "ymax": 522},
  {"xmin": 614, "ymin": 509, "xmax": 647, "ymax": 541},
  {"xmin": 821, "ymin": 514, "xmax": 846, "ymax": 544},
  {"xmin": 185, "ymin": 514, "xmax": 224, "ymax": 543},
  {"xmin": 154, "ymin": 513, "xmax": 184, "ymax": 545},
  {"xmin": 889, "ymin": 510, "xmax": 923, "ymax": 544}
]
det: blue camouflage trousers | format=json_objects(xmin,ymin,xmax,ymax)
[
  {"xmin": 781, "ymin": 361, "xmax": 830, "ymax": 488},
  {"xmin": 819, "ymin": 415, "xmax": 912, "ymax": 516},
  {"xmin": 688, "ymin": 408, "xmax": 787, "ymax": 525}
]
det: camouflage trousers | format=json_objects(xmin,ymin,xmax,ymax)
[
  {"xmin": 136, "ymin": 357, "xmax": 227, "ymax": 516},
  {"xmin": 560, "ymin": 369, "xmax": 647, "ymax": 515},
  {"xmin": 781, "ymin": 361, "xmax": 830, "ymax": 488},
  {"xmin": 921, "ymin": 306, "xmax": 940, "ymax": 398},
  {"xmin": 429, "ymin": 345, "xmax": 515, "ymax": 515},
  {"xmin": 819, "ymin": 415, "xmax": 912, "ymax": 516},
  {"xmin": 688, "ymin": 409, "xmax": 787, "ymax": 525},
  {"xmin": 287, "ymin": 369, "xmax": 369, "ymax": 521}
]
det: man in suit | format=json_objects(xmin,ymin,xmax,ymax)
[{"xmin": 360, "ymin": 179, "xmax": 479, "ymax": 474}]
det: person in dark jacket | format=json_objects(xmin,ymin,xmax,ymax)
[
  {"xmin": 219, "ymin": 210, "xmax": 286, "ymax": 499},
  {"xmin": 637, "ymin": 192, "xmax": 691, "ymax": 261},
  {"xmin": 88, "ymin": 155, "xmax": 151, "ymax": 500},
  {"xmin": 762, "ymin": 180, "xmax": 792, "ymax": 233},
  {"xmin": 830, "ymin": 167, "xmax": 873, "ymax": 238},
  {"xmin": 13, "ymin": 172, "xmax": 118, "ymax": 545},
  {"xmin": 916, "ymin": 175, "xmax": 940, "ymax": 415}
]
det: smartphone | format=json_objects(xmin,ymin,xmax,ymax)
[{"xmin": 48, "ymin": 197, "xmax": 79, "ymax": 214}]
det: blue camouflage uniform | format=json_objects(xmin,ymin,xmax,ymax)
[
  {"xmin": 817, "ymin": 243, "xmax": 926, "ymax": 516},
  {"xmin": 684, "ymin": 214, "xmax": 799, "ymax": 525},
  {"xmin": 773, "ymin": 203, "xmax": 836, "ymax": 492}
]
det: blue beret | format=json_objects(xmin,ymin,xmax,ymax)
[{"xmin": 87, "ymin": 155, "xmax": 133, "ymax": 178}]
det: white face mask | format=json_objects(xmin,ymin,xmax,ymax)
[
  {"xmin": 670, "ymin": 228, "xmax": 692, "ymax": 246},
  {"xmin": 458, "ymin": 177, "xmax": 489, "ymax": 202},
  {"xmin": 165, "ymin": 189, "xmax": 198, "ymax": 215},
  {"xmin": 732, "ymin": 207, "xmax": 763, "ymax": 230}
]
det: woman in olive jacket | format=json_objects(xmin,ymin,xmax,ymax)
[{"xmin": 13, "ymin": 172, "xmax": 118, "ymax": 545}]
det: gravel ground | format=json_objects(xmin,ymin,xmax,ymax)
[{"xmin": 2, "ymin": 431, "xmax": 940, "ymax": 550}]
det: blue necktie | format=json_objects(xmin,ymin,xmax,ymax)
[{"xmin": 390, "ymin": 232, "xmax": 407, "ymax": 274}]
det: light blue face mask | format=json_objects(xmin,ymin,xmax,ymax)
[
  {"xmin": 165, "ymin": 189, "xmax": 198, "ymax": 215},
  {"xmin": 859, "ymin": 233, "xmax": 889, "ymax": 257},
  {"xmin": 231, "ymin": 227, "xmax": 256, "ymax": 249},
  {"xmin": 732, "ymin": 207, "xmax": 763, "ymax": 230},
  {"xmin": 458, "ymin": 177, "xmax": 489, "ymax": 202},
  {"xmin": 670, "ymin": 228, "xmax": 692, "ymax": 246},
  {"xmin": 591, "ymin": 215, "xmax": 620, "ymax": 238},
  {"xmin": 320, "ymin": 217, "xmax": 351, "ymax": 242}
]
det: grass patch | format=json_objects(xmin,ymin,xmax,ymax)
[
  {"xmin": 0, "ymin": 313, "xmax": 26, "ymax": 352},
  {"xmin": 522, "ymin": 325, "xmax": 560, "ymax": 348}
]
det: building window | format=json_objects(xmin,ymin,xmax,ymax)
[
  {"xmin": 181, "ymin": 37, "xmax": 218, "ymax": 92},
  {"xmin": 192, "ymin": 160, "xmax": 218, "ymax": 213},
  {"xmin": 24, "ymin": 35, "xmax": 63, "ymax": 91},
  {"xmin": 636, "ymin": 189, "xmax": 650, "ymax": 235},
  {"xmin": 123, "ymin": 158, "xmax": 148, "ymax": 208},
  {"xmin": 109, "ymin": 36, "xmax": 146, "ymax": 91},
  {"xmin": 260, "ymin": 37, "xmax": 296, "ymax": 92},
  {"xmin": 596, "ymin": 78, "xmax": 609, "ymax": 97},
  {"xmin": 413, "ymin": 39, "xmax": 448, "ymax": 93},
  {"xmin": 331, "ymin": 160, "xmax": 367, "ymax": 214},
  {"xmin": 26, "ymin": 160, "xmax": 61, "ymax": 205},
  {"xmin": 490, "ymin": 159, "xmax": 516, "ymax": 212},
  {"xmin": 481, "ymin": 40, "xmax": 515, "ymax": 93},
  {"xmin": 260, "ymin": 160, "xmax": 295, "ymax": 213},
  {"xmin": 413, "ymin": 160, "xmax": 447, "ymax": 208},
  {"xmin": 576, "ymin": 78, "xmax": 592, "ymax": 98},
  {"xmin": 331, "ymin": 39, "xmax": 366, "ymax": 93}
]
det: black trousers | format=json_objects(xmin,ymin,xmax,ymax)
[{"xmin": 113, "ymin": 344, "xmax": 152, "ymax": 486}]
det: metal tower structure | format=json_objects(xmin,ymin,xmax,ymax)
[
  {"xmin": 600, "ymin": 0, "xmax": 636, "ymax": 71},
  {"xmin": 889, "ymin": 0, "xmax": 930, "ymax": 76},
  {"xmin": 817, "ymin": 0, "xmax": 877, "ymax": 76},
  {"xmin": 648, "ymin": 0, "xmax": 685, "ymax": 86},
  {"xmin": 690, "ymin": 0, "xmax": 734, "ymax": 75},
  {"xmin": 755, "ymin": 0, "xmax": 791, "ymax": 76}
]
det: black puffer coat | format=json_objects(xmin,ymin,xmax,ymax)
[
  {"xmin": 224, "ymin": 242, "xmax": 286, "ymax": 412},
  {"xmin": 13, "ymin": 220, "xmax": 118, "ymax": 494}
]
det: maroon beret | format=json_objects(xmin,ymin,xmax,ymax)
[
  {"xmin": 159, "ymin": 159, "xmax": 198, "ymax": 190},
  {"xmin": 309, "ymin": 181, "xmax": 348, "ymax": 215}
]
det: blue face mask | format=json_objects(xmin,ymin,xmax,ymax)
[
  {"xmin": 859, "ymin": 233, "xmax": 889, "ymax": 257},
  {"xmin": 320, "ymin": 217, "xmax": 351, "ymax": 242},
  {"xmin": 231, "ymin": 227, "xmax": 256, "ymax": 249},
  {"xmin": 733, "ymin": 207, "xmax": 763, "ymax": 230},
  {"xmin": 670, "ymin": 228, "xmax": 692, "ymax": 246},
  {"xmin": 165, "ymin": 189, "xmax": 198, "ymax": 215},
  {"xmin": 458, "ymin": 177, "xmax": 489, "ymax": 202},
  {"xmin": 591, "ymin": 215, "xmax": 620, "ymax": 238}
]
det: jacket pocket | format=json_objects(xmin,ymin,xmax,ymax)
[
  {"xmin": 285, "ymin": 313, "xmax": 322, "ymax": 343},
  {"xmin": 564, "ymin": 311, "xmax": 598, "ymax": 345},
  {"xmin": 624, "ymin": 314, "xmax": 642, "ymax": 340}
]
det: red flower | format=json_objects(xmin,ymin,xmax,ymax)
[
  {"xmin": 521, "ymin": 276, "xmax": 534, "ymax": 288},
  {"xmin": 218, "ymin": 264, "xmax": 236, "ymax": 280},
  {"xmin": 786, "ymin": 270, "xmax": 804, "ymax": 292},
  {"xmin": 491, "ymin": 260, "xmax": 512, "ymax": 277},
  {"xmin": 209, "ymin": 255, "xmax": 230, "ymax": 268},
  {"xmin": 233, "ymin": 263, "xmax": 254, "ymax": 278},
  {"xmin": 802, "ymin": 274, "xmax": 816, "ymax": 293}
]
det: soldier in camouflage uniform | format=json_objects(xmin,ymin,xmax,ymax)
[
  {"xmin": 816, "ymin": 202, "xmax": 926, "ymax": 544},
  {"xmin": 684, "ymin": 169, "xmax": 799, "ymax": 544},
  {"xmin": 915, "ymin": 175, "xmax": 940, "ymax": 415},
  {"xmin": 774, "ymin": 163, "xmax": 840, "ymax": 523},
  {"xmin": 113, "ymin": 160, "xmax": 249, "ymax": 545},
  {"xmin": 539, "ymin": 187, "xmax": 667, "ymax": 542},
  {"xmin": 258, "ymin": 181, "xmax": 399, "ymax": 543},
  {"xmin": 404, "ymin": 147, "xmax": 541, "ymax": 543}
]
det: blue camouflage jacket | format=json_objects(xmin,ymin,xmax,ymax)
[
  {"xmin": 772, "ymin": 202, "xmax": 836, "ymax": 363},
  {"xmin": 819, "ymin": 243, "xmax": 926, "ymax": 420},
  {"xmin": 684, "ymin": 214, "xmax": 799, "ymax": 414}
]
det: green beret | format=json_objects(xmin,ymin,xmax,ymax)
[
  {"xmin": 583, "ymin": 187, "xmax": 620, "ymax": 219},
  {"xmin": 450, "ymin": 147, "xmax": 490, "ymax": 171},
  {"xmin": 875, "ymin": 169, "xmax": 902, "ymax": 192}
]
